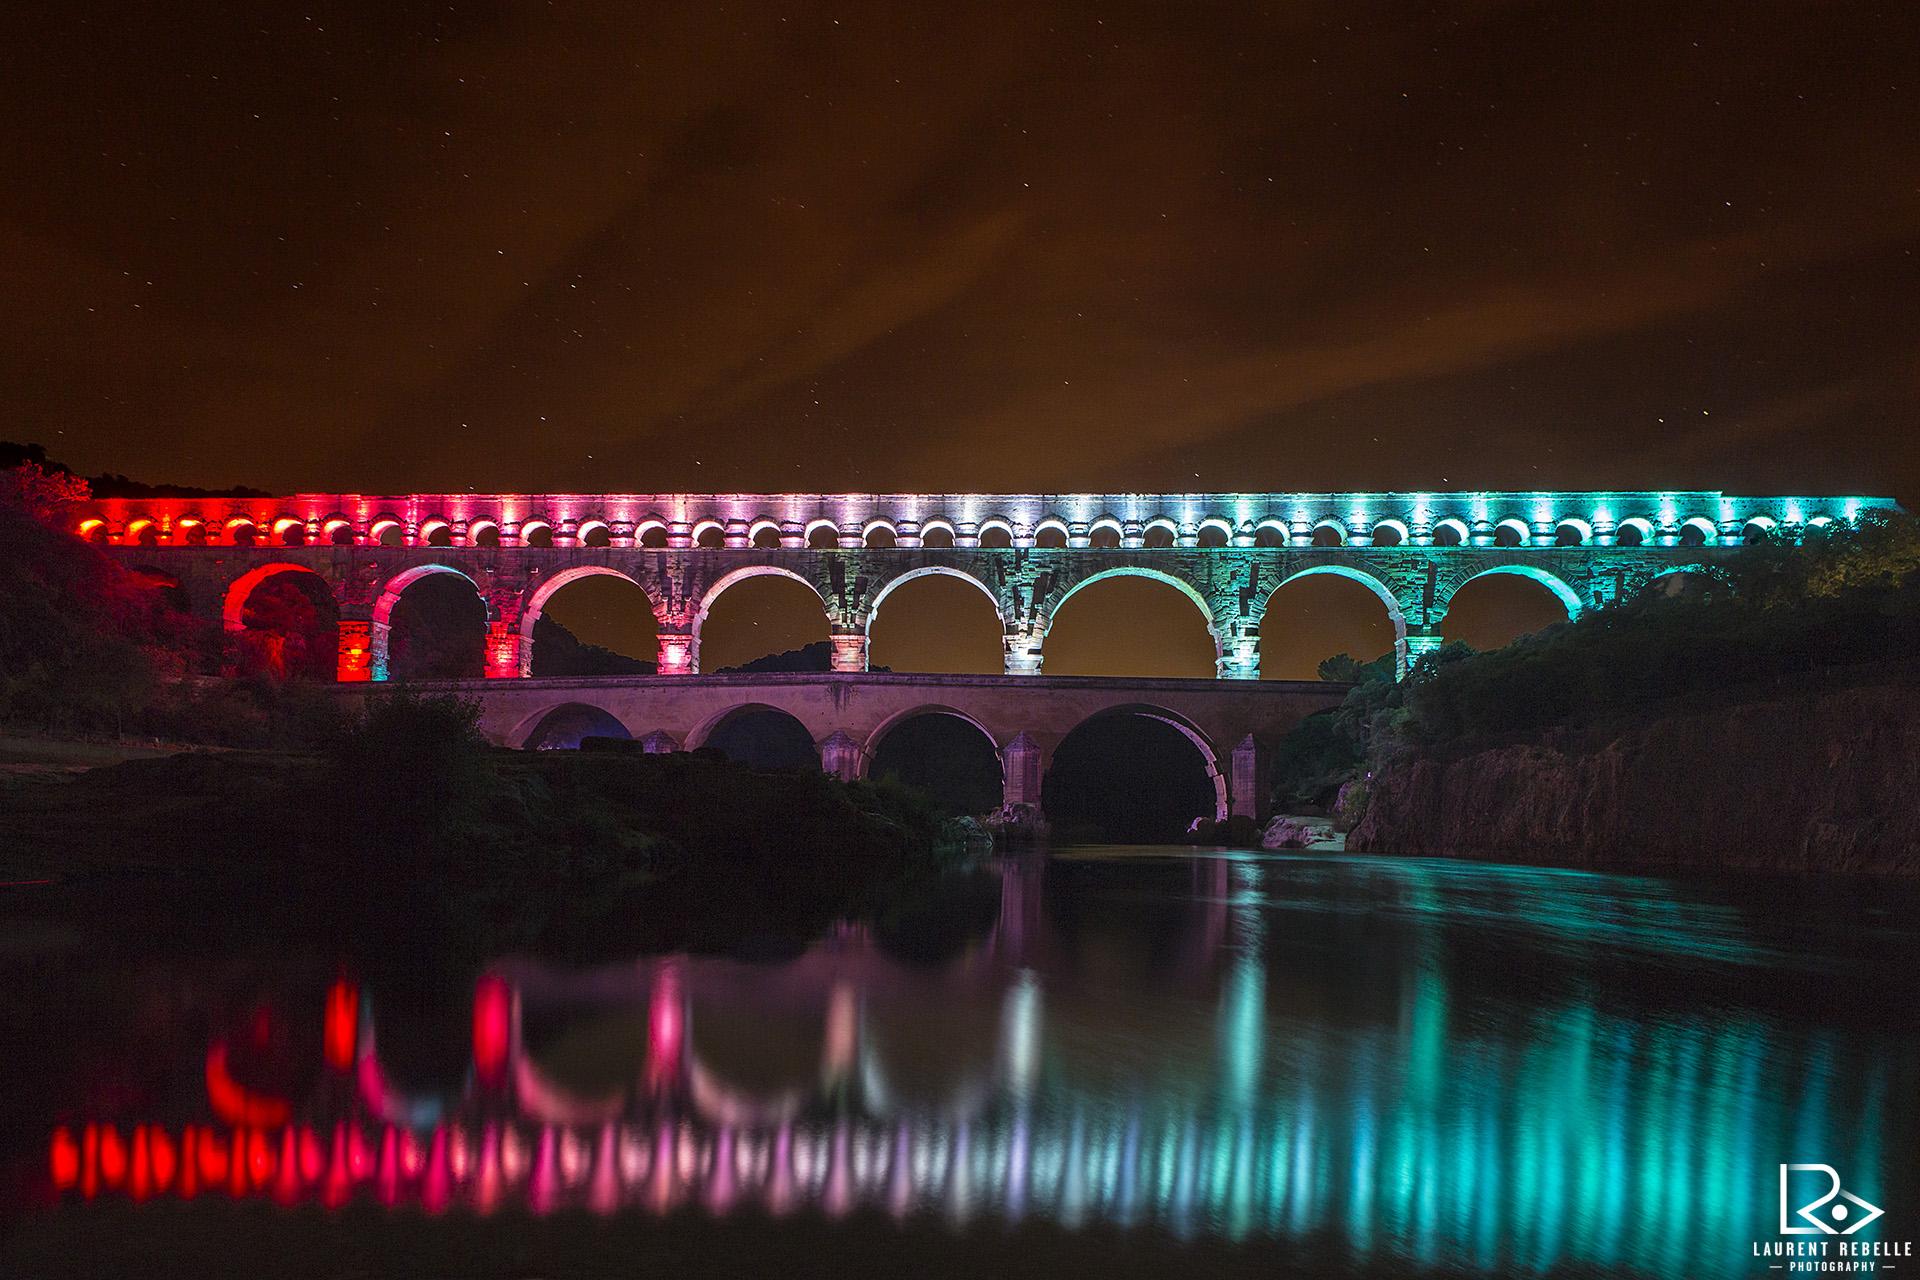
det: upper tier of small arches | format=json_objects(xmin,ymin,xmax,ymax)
[{"xmin": 73, "ymin": 491, "xmax": 1888, "ymax": 549}]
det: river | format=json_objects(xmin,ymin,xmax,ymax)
[{"xmin": 7, "ymin": 847, "xmax": 1919, "ymax": 1278}]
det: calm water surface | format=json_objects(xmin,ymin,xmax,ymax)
[{"xmin": 8, "ymin": 848, "xmax": 1920, "ymax": 1278}]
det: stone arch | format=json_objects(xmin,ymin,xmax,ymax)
[
  {"xmin": 520, "ymin": 519, "xmax": 556, "ymax": 548},
  {"xmin": 1032, "ymin": 516, "xmax": 1070, "ymax": 548},
  {"xmin": 861, "ymin": 518, "xmax": 898, "ymax": 548},
  {"xmin": 518, "ymin": 566, "xmax": 665, "ymax": 677},
  {"xmin": 748, "ymin": 519, "xmax": 784, "ymax": 548},
  {"xmin": 863, "ymin": 705, "xmax": 1005, "ymax": 813},
  {"xmin": 634, "ymin": 517, "xmax": 669, "ymax": 547},
  {"xmin": 222, "ymin": 562, "xmax": 335, "ymax": 632},
  {"xmin": 686, "ymin": 701, "xmax": 820, "ymax": 760},
  {"xmin": 804, "ymin": 518, "xmax": 840, "ymax": 549},
  {"xmin": 1432, "ymin": 517, "xmax": 1469, "ymax": 546},
  {"xmin": 575, "ymin": 518, "xmax": 611, "ymax": 547},
  {"xmin": 1196, "ymin": 516, "xmax": 1233, "ymax": 548},
  {"xmin": 865, "ymin": 565, "xmax": 1003, "ymax": 632},
  {"xmin": 1142, "ymin": 517, "xmax": 1179, "ymax": 548},
  {"xmin": 513, "ymin": 701, "xmax": 634, "ymax": 750},
  {"xmin": 918, "ymin": 517, "xmax": 957, "ymax": 547},
  {"xmin": 418, "ymin": 518, "xmax": 453, "ymax": 546},
  {"xmin": 1493, "ymin": 517, "xmax": 1533, "ymax": 546},
  {"xmin": 1370, "ymin": 518, "xmax": 1410, "ymax": 547},
  {"xmin": 1448, "ymin": 564, "xmax": 1583, "ymax": 622},
  {"xmin": 124, "ymin": 517, "xmax": 159, "ymax": 546},
  {"xmin": 467, "ymin": 518, "xmax": 500, "ymax": 547},
  {"xmin": 976, "ymin": 517, "xmax": 1015, "ymax": 548},
  {"xmin": 368, "ymin": 516, "xmax": 403, "ymax": 546},
  {"xmin": 1047, "ymin": 703, "xmax": 1229, "ymax": 828},
  {"xmin": 1310, "ymin": 517, "xmax": 1348, "ymax": 547},
  {"xmin": 1615, "ymin": 516, "xmax": 1654, "ymax": 546},
  {"xmin": 1679, "ymin": 515, "xmax": 1718, "ymax": 546},
  {"xmin": 691, "ymin": 519, "xmax": 725, "ymax": 549},
  {"xmin": 692, "ymin": 565, "xmax": 831, "ymax": 673},
  {"xmin": 1088, "ymin": 516, "xmax": 1125, "ymax": 548},
  {"xmin": 1043, "ymin": 566, "xmax": 1223, "ymax": 661},
  {"xmin": 1254, "ymin": 518, "xmax": 1289, "ymax": 546},
  {"xmin": 1554, "ymin": 518, "xmax": 1592, "ymax": 546},
  {"xmin": 321, "ymin": 516, "xmax": 356, "ymax": 545},
  {"xmin": 76, "ymin": 516, "xmax": 108, "ymax": 543},
  {"xmin": 370, "ymin": 563, "xmax": 487, "ymax": 681},
  {"xmin": 1257, "ymin": 564, "xmax": 1409, "ymax": 676},
  {"xmin": 226, "ymin": 516, "xmax": 262, "ymax": 546},
  {"xmin": 863, "ymin": 703, "xmax": 1003, "ymax": 761}
]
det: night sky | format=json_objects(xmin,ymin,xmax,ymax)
[{"xmin": 9, "ymin": 3, "xmax": 1919, "ymax": 672}]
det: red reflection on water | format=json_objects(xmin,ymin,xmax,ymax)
[
  {"xmin": 473, "ymin": 976, "xmax": 510, "ymax": 1087},
  {"xmin": 49, "ymin": 1128, "xmax": 78, "ymax": 1190},
  {"xmin": 204, "ymin": 1044, "xmax": 291, "ymax": 1129},
  {"xmin": 324, "ymin": 980, "xmax": 358, "ymax": 1070}
]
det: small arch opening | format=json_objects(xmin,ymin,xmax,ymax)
[
  {"xmin": 279, "ymin": 522, "xmax": 308, "ymax": 547},
  {"xmin": 870, "ymin": 572, "xmax": 1002, "ymax": 674},
  {"xmin": 1197, "ymin": 524, "xmax": 1229, "ymax": 549},
  {"xmin": 701, "ymin": 573, "xmax": 831, "ymax": 673},
  {"xmin": 1615, "ymin": 521, "xmax": 1647, "ymax": 547},
  {"xmin": 1142, "ymin": 522, "xmax": 1177, "ymax": 549},
  {"xmin": 920, "ymin": 524, "xmax": 955, "ymax": 549},
  {"xmin": 703, "ymin": 708, "xmax": 819, "ymax": 771},
  {"xmin": 1043, "ymin": 711, "xmax": 1218, "ymax": 842},
  {"xmin": 180, "ymin": 521, "xmax": 209, "ymax": 546},
  {"xmin": 1088, "ymin": 522, "xmax": 1122, "ymax": 549},
  {"xmin": 869, "ymin": 714, "xmax": 1002, "ymax": 815},
  {"xmin": 1370, "ymin": 523, "xmax": 1404, "ymax": 548},
  {"xmin": 425, "ymin": 525, "xmax": 453, "ymax": 547},
  {"xmin": 1432, "ymin": 520, "xmax": 1466, "ymax": 547},
  {"xmin": 375, "ymin": 523, "xmax": 404, "ymax": 548},
  {"xmin": 329, "ymin": 523, "xmax": 356, "ymax": 546},
  {"xmin": 1034, "ymin": 524, "xmax": 1068, "ymax": 549},
  {"xmin": 807, "ymin": 524, "xmax": 839, "ymax": 550},
  {"xmin": 1259, "ymin": 571, "xmax": 1397, "ymax": 680},
  {"xmin": 523, "ymin": 703, "xmax": 632, "ymax": 751},
  {"xmin": 1046, "ymin": 575, "xmax": 1215, "ymax": 678},
  {"xmin": 1493, "ymin": 522, "xmax": 1527, "ymax": 547},
  {"xmin": 695, "ymin": 525, "xmax": 725, "ymax": 550},
  {"xmin": 639, "ymin": 525, "xmax": 669, "ymax": 548},
  {"xmin": 1311, "ymin": 524, "xmax": 1345, "ymax": 548},
  {"xmin": 1255, "ymin": 523, "xmax": 1288, "ymax": 548},
  {"xmin": 523, "ymin": 524, "xmax": 555, "ymax": 549},
  {"xmin": 386, "ymin": 572, "xmax": 488, "ymax": 680},
  {"xmin": 236, "ymin": 568, "xmax": 338, "ymax": 680},
  {"xmin": 1441, "ymin": 571, "xmax": 1575, "ymax": 652},
  {"xmin": 581, "ymin": 524, "xmax": 612, "ymax": 548},
  {"xmin": 978, "ymin": 523, "xmax": 1013, "ymax": 549},
  {"xmin": 533, "ymin": 573, "xmax": 658, "ymax": 677},
  {"xmin": 864, "ymin": 524, "xmax": 898, "ymax": 549},
  {"xmin": 752, "ymin": 525, "xmax": 782, "ymax": 549}
]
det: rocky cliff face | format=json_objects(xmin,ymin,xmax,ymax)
[{"xmin": 1348, "ymin": 683, "xmax": 1920, "ymax": 873}]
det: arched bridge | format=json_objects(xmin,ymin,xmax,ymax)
[
  {"xmin": 81, "ymin": 488, "xmax": 1888, "ymax": 683},
  {"xmin": 387, "ymin": 670, "xmax": 1344, "ymax": 821},
  {"xmin": 81, "ymin": 489, "xmax": 1893, "ymax": 819}
]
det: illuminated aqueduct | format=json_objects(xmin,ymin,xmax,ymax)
[
  {"xmin": 82, "ymin": 488, "xmax": 1888, "ymax": 679},
  {"xmin": 80, "ymin": 489, "xmax": 1891, "ymax": 816}
]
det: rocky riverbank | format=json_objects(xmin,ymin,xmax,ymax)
[{"xmin": 1348, "ymin": 681, "xmax": 1920, "ymax": 874}]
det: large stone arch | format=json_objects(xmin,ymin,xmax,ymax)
[
  {"xmin": 864, "ymin": 564, "xmax": 1005, "ymax": 632},
  {"xmin": 1040, "ymin": 566, "xmax": 1224, "ymax": 669},
  {"xmin": 863, "ymin": 702, "xmax": 1005, "ymax": 759},
  {"xmin": 1448, "ymin": 563, "xmax": 1585, "ymax": 621},
  {"xmin": 684, "ymin": 700, "xmax": 823, "ymax": 761},
  {"xmin": 512, "ymin": 701, "xmax": 635, "ymax": 750},
  {"xmin": 220, "ymin": 561, "xmax": 335, "ymax": 632},
  {"xmin": 516, "ymin": 565, "xmax": 665, "ymax": 677},
  {"xmin": 370, "ymin": 563, "xmax": 487, "ymax": 681},
  {"xmin": 1050, "ymin": 702, "xmax": 1230, "ymax": 823},
  {"xmin": 691, "ymin": 565, "xmax": 832, "ymax": 674},
  {"xmin": 1256, "ymin": 564, "xmax": 1409, "ymax": 677}
]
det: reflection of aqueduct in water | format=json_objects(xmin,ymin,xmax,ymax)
[
  {"xmin": 51, "ymin": 858, "xmax": 1899, "ymax": 1278},
  {"xmin": 80, "ymin": 489, "xmax": 1893, "ymax": 818}
]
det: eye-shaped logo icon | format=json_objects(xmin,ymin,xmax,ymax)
[{"xmin": 1781, "ymin": 1165, "xmax": 1884, "ymax": 1236}]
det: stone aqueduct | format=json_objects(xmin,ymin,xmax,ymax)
[{"xmin": 82, "ymin": 489, "xmax": 1887, "ymax": 820}]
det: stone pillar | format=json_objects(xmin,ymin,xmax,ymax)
[
  {"xmin": 1217, "ymin": 629, "xmax": 1259, "ymax": 680},
  {"xmin": 1003, "ymin": 628, "xmax": 1044, "ymax": 675},
  {"xmin": 656, "ymin": 630, "xmax": 695, "ymax": 676},
  {"xmin": 336, "ymin": 616, "xmax": 373, "ymax": 683},
  {"xmin": 1002, "ymin": 732, "xmax": 1047, "ymax": 809},
  {"xmin": 1229, "ymin": 735, "xmax": 1272, "ymax": 823},
  {"xmin": 828, "ymin": 627, "xmax": 868, "ymax": 672},
  {"xmin": 1531, "ymin": 519, "xmax": 1557, "ymax": 547},
  {"xmin": 818, "ymin": 731, "xmax": 864, "ymax": 781},
  {"xmin": 1403, "ymin": 632, "xmax": 1446, "ymax": 675},
  {"xmin": 483, "ymin": 619, "xmax": 521, "ymax": 679}
]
